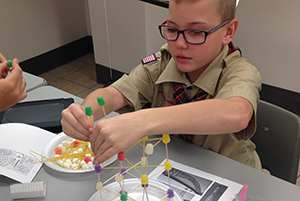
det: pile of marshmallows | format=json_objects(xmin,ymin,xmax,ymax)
[{"xmin": 53, "ymin": 138, "xmax": 95, "ymax": 170}]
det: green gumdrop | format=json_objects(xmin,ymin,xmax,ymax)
[
  {"xmin": 120, "ymin": 192, "xmax": 127, "ymax": 201},
  {"xmin": 7, "ymin": 60, "xmax": 12, "ymax": 68},
  {"xmin": 97, "ymin": 96, "xmax": 106, "ymax": 106},
  {"xmin": 85, "ymin": 106, "xmax": 93, "ymax": 116}
]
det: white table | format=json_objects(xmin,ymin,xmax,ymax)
[
  {"xmin": 23, "ymin": 72, "xmax": 47, "ymax": 92},
  {"xmin": 22, "ymin": 85, "xmax": 82, "ymax": 104},
  {"xmin": 1, "ymin": 86, "xmax": 300, "ymax": 201},
  {"xmin": 0, "ymin": 136, "xmax": 300, "ymax": 201}
]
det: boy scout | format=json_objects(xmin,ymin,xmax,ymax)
[{"xmin": 61, "ymin": 0, "xmax": 262, "ymax": 170}]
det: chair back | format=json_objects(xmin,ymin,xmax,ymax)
[{"xmin": 252, "ymin": 100, "xmax": 300, "ymax": 184}]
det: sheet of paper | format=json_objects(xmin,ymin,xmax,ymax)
[
  {"xmin": 149, "ymin": 159, "xmax": 243, "ymax": 201},
  {"xmin": 0, "ymin": 123, "xmax": 55, "ymax": 183}
]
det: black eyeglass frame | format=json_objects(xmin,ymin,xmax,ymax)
[{"xmin": 158, "ymin": 20, "xmax": 230, "ymax": 45}]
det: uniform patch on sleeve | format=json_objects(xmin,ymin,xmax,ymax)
[{"xmin": 141, "ymin": 53, "xmax": 157, "ymax": 65}]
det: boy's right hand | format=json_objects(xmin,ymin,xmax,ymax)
[{"xmin": 61, "ymin": 103, "xmax": 95, "ymax": 141}]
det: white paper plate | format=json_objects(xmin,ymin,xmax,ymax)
[
  {"xmin": 89, "ymin": 178, "xmax": 182, "ymax": 201},
  {"xmin": 42, "ymin": 132, "xmax": 117, "ymax": 173}
]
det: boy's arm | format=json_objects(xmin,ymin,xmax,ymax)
[
  {"xmin": 143, "ymin": 96, "xmax": 253, "ymax": 135},
  {"xmin": 90, "ymin": 96, "xmax": 253, "ymax": 164}
]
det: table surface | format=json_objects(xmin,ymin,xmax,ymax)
[
  {"xmin": 23, "ymin": 72, "xmax": 47, "ymax": 92},
  {"xmin": 1, "ymin": 136, "xmax": 300, "ymax": 201},
  {"xmin": 22, "ymin": 85, "xmax": 118, "ymax": 120},
  {"xmin": 1, "ymin": 86, "xmax": 300, "ymax": 201},
  {"xmin": 22, "ymin": 85, "xmax": 83, "ymax": 104}
]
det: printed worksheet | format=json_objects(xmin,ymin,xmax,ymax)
[
  {"xmin": 0, "ymin": 123, "xmax": 55, "ymax": 183},
  {"xmin": 149, "ymin": 159, "xmax": 243, "ymax": 201}
]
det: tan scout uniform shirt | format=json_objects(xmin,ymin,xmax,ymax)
[{"xmin": 111, "ymin": 44, "xmax": 262, "ymax": 169}]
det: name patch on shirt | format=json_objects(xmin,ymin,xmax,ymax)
[{"xmin": 141, "ymin": 53, "xmax": 157, "ymax": 65}]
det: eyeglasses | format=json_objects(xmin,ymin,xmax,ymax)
[{"xmin": 158, "ymin": 20, "xmax": 230, "ymax": 45}]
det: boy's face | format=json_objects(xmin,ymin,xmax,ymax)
[{"xmin": 167, "ymin": 0, "xmax": 227, "ymax": 82}]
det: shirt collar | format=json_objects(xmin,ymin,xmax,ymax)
[{"xmin": 156, "ymin": 45, "xmax": 229, "ymax": 96}]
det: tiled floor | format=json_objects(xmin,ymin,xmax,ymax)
[
  {"xmin": 39, "ymin": 53, "xmax": 103, "ymax": 100},
  {"xmin": 39, "ymin": 53, "xmax": 300, "ymax": 187}
]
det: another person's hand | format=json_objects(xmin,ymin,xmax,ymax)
[
  {"xmin": 61, "ymin": 103, "xmax": 95, "ymax": 141},
  {"xmin": 0, "ymin": 58, "xmax": 11, "ymax": 79},
  {"xmin": 0, "ymin": 53, "xmax": 27, "ymax": 111}
]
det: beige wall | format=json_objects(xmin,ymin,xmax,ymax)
[
  {"xmin": 1, "ymin": 0, "xmax": 299, "ymax": 94},
  {"xmin": 88, "ymin": 0, "xmax": 168, "ymax": 74},
  {"xmin": 144, "ymin": 3, "xmax": 168, "ymax": 56},
  {"xmin": 0, "ymin": 0, "xmax": 90, "ymax": 62},
  {"xmin": 88, "ymin": 0, "xmax": 147, "ymax": 74},
  {"xmin": 233, "ymin": 0, "xmax": 300, "ymax": 93}
]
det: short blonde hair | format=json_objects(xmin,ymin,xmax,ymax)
[
  {"xmin": 217, "ymin": 0, "xmax": 236, "ymax": 21},
  {"xmin": 172, "ymin": 0, "xmax": 236, "ymax": 22}
]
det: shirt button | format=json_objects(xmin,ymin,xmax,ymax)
[{"xmin": 186, "ymin": 86, "xmax": 192, "ymax": 90}]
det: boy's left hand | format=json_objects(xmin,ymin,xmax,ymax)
[{"xmin": 90, "ymin": 112, "xmax": 146, "ymax": 165}]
